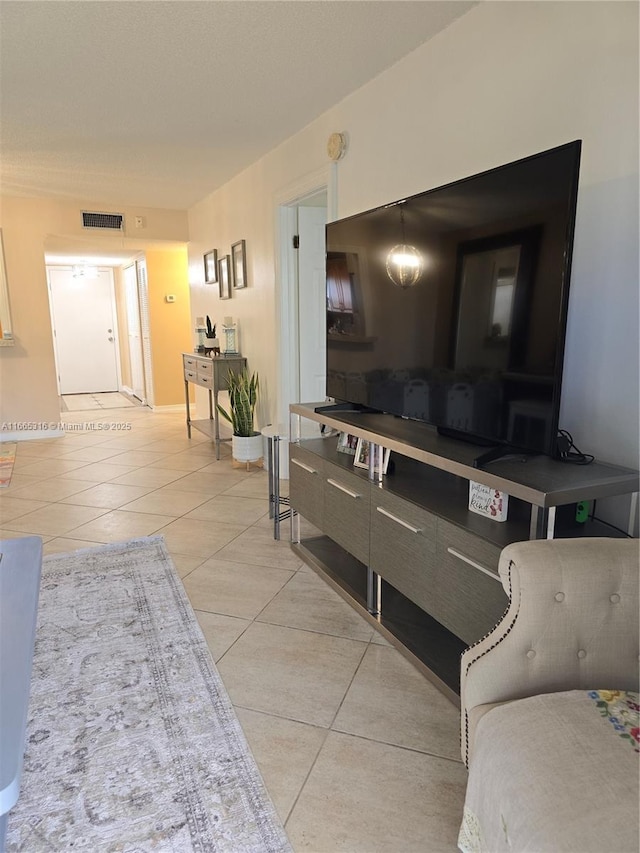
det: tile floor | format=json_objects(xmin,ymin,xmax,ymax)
[{"xmin": 0, "ymin": 404, "xmax": 467, "ymax": 852}]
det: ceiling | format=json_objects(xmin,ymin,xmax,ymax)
[{"xmin": 0, "ymin": 0, "xmax": 476, "ymax": 216}]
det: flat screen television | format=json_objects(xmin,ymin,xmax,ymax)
[{"xmin": 325, "ymin": 140, "xmax": 582, "ymax": 462}]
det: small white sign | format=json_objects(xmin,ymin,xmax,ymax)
[{"xmin": 468, "ymin": 481, "xmax": 509, "ymax": 522}]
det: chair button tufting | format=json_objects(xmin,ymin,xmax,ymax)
[
  {"xmin": 554, "ymin": 592, "xmax": 565, "ymax": 602},
  {"xmin": 577, "ymin": 649, "xmax": 587, "ymax": 659},
  {"xmin": 526, "ymin": 649, "xmax": 536, "ymax": 660},
  {"xmin": 610, "ymin": 594, "xmax": 621, "ymax": 603}
]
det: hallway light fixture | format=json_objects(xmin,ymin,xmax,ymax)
[{"xmin": 385, "ymin": 205, "xmax": 423, "ymax": 288}]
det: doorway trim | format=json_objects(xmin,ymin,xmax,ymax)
[{"xmin": 274, "ymin": 164, "xmax": 337, "ymax": 429}]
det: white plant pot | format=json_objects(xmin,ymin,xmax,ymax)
[{"xmin": 231, "ymin": 432, "xmax": 263, "ymax": 463}]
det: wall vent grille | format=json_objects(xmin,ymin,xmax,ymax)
[{"xmin": 81, "ymin": 211, "xmax": 124, "ymax": 230}]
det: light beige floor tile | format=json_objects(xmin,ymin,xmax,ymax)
[
  {"xmin": 0, "ymin": 473, "xmax": 44, "ymax": 490},
  {"xmin": 184, "ymin": 495, "xmax": 269, "ymax": 526},
  {"xmin": 58, "ymin": 446, "xmax": 123, "ymax": 463},
  {"xmin": 216, "ymin": 621, "xmax": 367, "ymax": 727},
  {"xmin": 43, "ymin": 537, "xmax": 106, "ymax": 555},
  {"xmin": 8, "ymin": 503, "xmax": 109, "ymax": 536},
  {"xmin": 58, "ymin": 482, "xmax": 155, "ymax": 509},
  {"xmin": 158, "ymin": 517, "xmax": 247, "ymax": 558},
  {"xmin": 214, "ymin": 526, "xmax": 305, "ymax": 571},
  {"xmin": 182, "ymin": 558, "xmax": 294, "ymax": 620},
  {"xmin": 14, "ymin": 458, "xmax": 91, "ymax": 477},
  {"xmin": 167, "ymin": 552, "xmax": 208, "ymax": 578},
  {"xmin": 0, "ymin": 497, "xmax": 50, "ymax": 522},
  {"xmin": 67, "ymin": 509, "xmax": 176, "ymax": 543},
  {"xmin": 0, "ymin": 530, "xmax": 52, "ymax": 543},
  {"xmin": 160, "ymin": 470, "xmax": 252, "ymax": 495},
  {"xmin": 9, "ymin": 478, "xmax": 96, "ymax": 502},
  {"xmin": 146, "ymin": 453, "xmax": 214, "ymax": 472},
  {"xmin": 219, "ymin": 473, "xmax": 270, "ymax": 499},
  {"xmin": 332, "ymin": 644, "xmax": 461, "ymax": 760},
  {"xmin": 103, "ymin": 449, "xmax": 170, "ymax": 467},
  {"xmin": 235, "ymin": 708, "xmax": 327, "ymax": 824},
  {"xmin": 57, "ymin": 461, "xmax": 140, "ymax": 483},
  {"xmin": 257, "ymin": 570, "xmax": 375, "ymax": 642},
  {"xmin": 109, "ymin": 467, "xmax": 190, "ymax": 488},
  {"xmin": 119, "ymin": 489, "xmax": 210, "ymax": 516},
  {"xmin": 143, "ymin": 438, "xmax": 212, "ymax": 453},
  {"xmin": 194, "ymin": 610, "xmax": 250, "ymax": 661},
  {"xmin": 285, "ymin": 731, "xmax": 467, "ymax": 852},
  {"xmin": 93, "ymin": 435, "xmax": 163, "ymax": 450}
]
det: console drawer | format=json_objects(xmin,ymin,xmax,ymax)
[
  {"xmin": 183, "ymin": 355, "xmax": 198, "ymax": 371},
  {"xmin": 370, "ymin": 490, "xmax": 438, "ymax": 617},
  {"xmin": 323, "ymin": 463, "xmax": 370, "ymax": 565},
  {"xmin": 289, "ymin": 445, "xmax": 324, "ymax": 529},
  {"xmin": 197, "ymin": 359, "xmax": 213, "ymax": 378},
  {"xmin": 436, "ymin": 519, "xmax": 508, "ymax": 645},
  {"xmin": 195, "ymin": 373, "xmax": 212, "ymax": 389},
  {"xmin": 184, "ymin": 369, "xmax": 197, "ymax": 382}
]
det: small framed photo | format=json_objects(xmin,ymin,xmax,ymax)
[
  {"xmin": 218, "ymin": 255, "xmax": 231, "ymax": 300},
  {"xmin": 354, "ymin": 439, "xmax": 391, "ymax": 473},
  {"xmin": 203, "ymin": 249, "xmax": 218, "ymax": 284},
  {"xmin": 231, "ymin": 239, "xmax": 247, "ymax": 289},
  {"xmin": 336, "ymin": 432, "xmax": 358, "ymax": 455}
]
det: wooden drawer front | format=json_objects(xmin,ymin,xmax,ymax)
[
  {"xmin": 289, "ymin": 446, "xmax": 324, "ymax": 529},
  {"xmin": 184, "ymin": 369, "xmax": 197, "ymax": 383},
  {"xmin": 183, "ymin": 355, "xmax": 198, "ymax": 371},
  {"xmin": 323, "ymin": 464, "xmax": 370, "ymax": 565},
  {"xmin": 195, "ymin": 373, "xmax": 212, "ymax": 389},
  {"xmin": 197, "ymin": 359, "xmax": 213, "ymax": 378},
  {"xmin": 370, "ymin": 491, "xmax": 438, "ymax": 617},
  {"xmin": 436, "ymin": 519, "xmax": 507, "ymax": 645}
]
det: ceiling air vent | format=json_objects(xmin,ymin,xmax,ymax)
[{"xmin": 81, "ymin": 211, "xmax": 124, "ymax": 231}]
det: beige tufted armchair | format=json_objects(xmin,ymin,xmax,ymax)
[{"xmin": 458, "ymin": 537, "xmax": 639, "ymax": 852}]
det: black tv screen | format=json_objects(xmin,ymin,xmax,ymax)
[{"xmin": 325, "ymin": 140, "xmax": 582, "ymax": 458}]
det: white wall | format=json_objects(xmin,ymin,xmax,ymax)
[{"xmin": 188, "ymin": 1, "xmax": 639, "ymax": 501}]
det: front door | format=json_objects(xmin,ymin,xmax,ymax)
[{"xmin": 48, "ymin": 266, "xmax": 119, "ymax": 394}]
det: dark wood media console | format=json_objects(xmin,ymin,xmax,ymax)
[{"xmin": 288, "ymin": 403, "xmax": 639, "ymax": 701}]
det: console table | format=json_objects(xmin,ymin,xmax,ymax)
[
  {"xmin": 288, "ymin": 402, "xmax": 639, "ymax": 700},
  {"xmin": 182, "ymin": 353, "xmax": 246, "ymax": 459}
]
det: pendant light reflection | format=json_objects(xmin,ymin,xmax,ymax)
[{"xmin": 386, "ymin": 205, "xmax": 423, "ymax": 288}]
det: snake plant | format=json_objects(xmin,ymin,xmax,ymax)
[{"xmin": 216, "ymin": 369, "xmax": 259, "ymax": 437}]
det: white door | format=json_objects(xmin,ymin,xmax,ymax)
[
  {"xmin": 48, "ymin": 267, "xmax": 119, "ymax": 394},
  {"xmin": 297, "ymin": 205, "xmax": 328, "ymax": 403},
  {"xmin": 124, "ymin": 264, "xmax": 145, "ymax": 401}
]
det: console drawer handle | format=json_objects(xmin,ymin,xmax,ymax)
[
  {"xmin": 327, "ymin": 478, "xmax": 361, "ymax": 499},
  {"xmin": 376, "ymin": 506, "xmax": 421, "ymax": 534},
  {"xmin": 291, "ymin": 458, "xmax": 317, "ymax": 475},
  {"xmin": 447, "ymin": 547, "xmax": 500, "ymax": 581}
]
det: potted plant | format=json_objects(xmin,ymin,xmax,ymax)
[
  {"xmin": 204, "ymin": 316, "xmax": 220, "ymax": 354},
  {"xmin": 216, "ymin": 368, "xmax": 262, "ymax": 464}
]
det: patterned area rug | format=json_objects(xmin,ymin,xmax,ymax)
[
  {"xmin": 6, "ymin": 537, "xmax": 291, "ymax": 852},
  {"xmin": 0, "ymin": 442, "xmax": 16, "ymax": 487}
]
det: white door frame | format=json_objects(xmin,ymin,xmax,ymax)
[{"xmin": 274, "ymin": 164, "xmax": 337, "ymax": 430}]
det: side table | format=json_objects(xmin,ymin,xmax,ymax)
[{"xmin": 261, "ymin": 424, "xmax": 294, "ymax": 540}]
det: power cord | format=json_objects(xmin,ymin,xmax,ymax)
[{"xmin": 556, "ymin": 429, "xmax": 594, "ymax": 465}]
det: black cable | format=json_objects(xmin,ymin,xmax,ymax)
[
  {"xmin": 556, "ymin": 429, "xmax": 594, "ymax": 465},
  {"xmin": 589, "ymin": 500, "xmax": 633, "ymax": 538}
]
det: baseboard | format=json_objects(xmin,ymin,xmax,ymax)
[
  {"xmin": 150, "ymin": 404, "xmax": 187, "ymax": 413},
  {"xmin": 0, "ymin": 428, "xmax": 65, "ymax": 442}
]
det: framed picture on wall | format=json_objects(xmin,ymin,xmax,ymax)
[
  {"xmin": 203, "ymin": 249, "xmax": 218, "ymax": 284},
  {"xmin": 231, "ymin": 239, "xmax": 247, "ymax": 289},
  {"xmin": 218, "ymin": 255, "xmax": 232, "ymax": 300}
]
